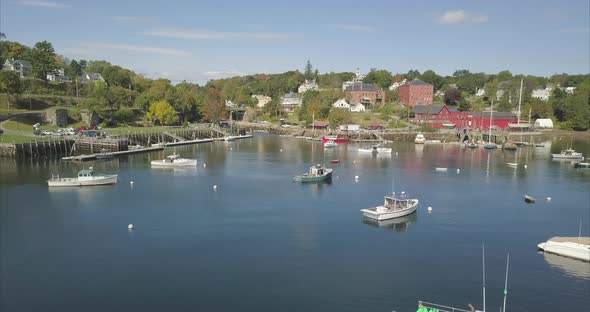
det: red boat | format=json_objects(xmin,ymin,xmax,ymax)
[
  {"xmin": 330, "ymin": 159, "xmax": 340, "ymax": 164},
  {"xmin": 322, "ymin": 135, "xmax": 348, "ymax": 143}
]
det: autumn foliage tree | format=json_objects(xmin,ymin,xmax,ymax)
[
  {"xmin": 147, "ymin": 100, "xmax": 177, "ymax": 125},
  {"xmin": 202, "ymin": 87, "xmax": 226, "ymax": 122}
]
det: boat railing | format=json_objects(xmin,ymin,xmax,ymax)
[{"xmin": 417, "ymin": 301, "xmax": 473, "ymax": 312}]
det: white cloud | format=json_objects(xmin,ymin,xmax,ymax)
[
  {"xmin": 97, "ymin": 44, "xmax": 191, "ymax": 56},
  {"xmin": 16, "ymin": 0, "xmax": 69, "ymax": 8},
  {"xmin": 334, "ymin": 24, "xmax": 375, "ymax": 32},
  {"xmin": 436, "ymin": 10, "xmax": 489, "ymax": 24},
  {"xmin": 142, "ymin": 28, "xmax": 301, "ymax": 41},
  {"xmin": 63, "ymin": 44, "xmax": 191, "ymax": 57},
  {"xmin": 112, "ymin": 16, "xmax": 155, "ymax": 24}
]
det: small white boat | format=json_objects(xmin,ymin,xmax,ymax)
[
  {"xmin": 424, "ymin": 140, "xmax": 442, "ymax": 144},
  {"xmin": 323, "ymin": 140, "xmax": 338, "ymax": 148},
  {"xmin": 361, "ymin": 192, "xmax": 418, "ymax": 221},
  {"xmin": 358, "ymin": 144, "xmax": 392, "ymax": 154},
  {"xmin": 434, "ymin": 167, "xmax": 448, "ymax": 172},
  {"xmin": 507, "ymin": 162, "xmax": 518, "ymax": 168},
  {"xmin": 551, "ymin": 148, "xmax": 583, "ymax": 160},
  {"xmin": 484, "ymin": 143, "xmax": 497, "ymax": 149},
  {"xmin": 574, "ymin": 162, "xmax": 589, "ymax": 169},
  {"xmin": 47, "ymin": 167, "xmax": 118, "ymax": 187},
  {"xmin": 538, "ymin": 237, "xmax": 590, "ymax": 262},
  {"xmin": 151, "ymin": 153, "xmax": 197, "ymax": 167},
  {"xmin": 414, "ymin": 133, "xmax": 426, "ymax": 144}
]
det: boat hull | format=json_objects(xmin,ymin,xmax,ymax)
[
  {"xmin": 538, "ymin": 238, "xmax": 590, "ymax": 262},
  {"xmin": 293, "ymin": 169, "xmax": 333, "ymax": 183},
  {"xmin": 47, "ymin": 174, "xmax": 118, "ymax": 187},
  {"xmin": 361, "ymin": 200, "xmax": 418, "ymax": 221},
  {"xmin": 551, "ymin": 154, "xmax": 584, "ymax": 160},
  {"xmin": 322, "ymin": 136, "xmax": 348, "ymax": 143},
  {"xmin": 150, "ymin": 159, "xmax": 197, "ymax": 167}
]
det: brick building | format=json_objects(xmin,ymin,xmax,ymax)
[
  {"xmin": 344, "ymin": 82, "xmax": 385, "ymax": 107},
  {"xmin": 399, "ymin": 79, "xmax": 434, "ymax": 106}
]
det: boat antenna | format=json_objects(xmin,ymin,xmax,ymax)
[
  {"xmin": 502, "ymin": 253, "xmax": 510, "ymax": 312},
  {"xmin": 391, "ymin": 175, "xmax": 395, "ymax": 196},
  {"xmin": 483, "ymin": 243, "xmax": 486, "ymax": 312}
]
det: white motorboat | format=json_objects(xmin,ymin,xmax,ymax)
[
  {"xmin": 424, "ymin": 140, "xmax": 442, "ymax": 144},
  {"xmin": 151, "ymin": 153, "xmax": 197, "ymax": 167},
  {"xmin": 551, "ymin": 148, "xmax": 583, "ymax": 160},
  {"xmin": 47, "ymin": 167, "xmax": 118, "ymax": 187},
  {"xmin": 538, "ymin": 237, "xmax": 590, "ymax": 262},
  {"xmin": 574, "ymin": 162, "xmax": 589, "ymax": 169},
  {"xmin": 361, "ymin": 192, "xmax": 418, "ymax": 221},
  {"xmin": 506, "ymin": 162, "xmax": 518, "ymax": 168},
  {"xmin": 323, "ymin": 140, "xmax": 338, "ymax": 148},
  {"xmin": 414, "ymin": 133, "xmax": 426, "ymax": 144},
  {"xmin": 358, "ymin": 144, "xmax": 392, "ymax": 154}
]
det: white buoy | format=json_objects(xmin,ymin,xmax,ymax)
[
  {"xmin": 213, "ymin": 185, "xmax": 218, "ymax": 191},
  {"xmin": 353, "ymin": 160, "xmax": 356, "ymax": 164},
  {"xmin": 130, "ymin": 181, "xmax": 134, "ymax": 185},
  {"xmin": 230, "ymin": 147, "xmax": 233, "ymax": 150},
  {"xmin": 427, "ymin": 207, "xmax": 433, "ymax": 213},
  {"xmin": 280, "ymin": 149, "xmax": 283, "ymax": 152},
  {"xmin": 355, "ymin": 175, "xmax": 359, "ymax": 180},
  {"xmin": 524, "ymin": 164, "xmax": 527, "ymax": 169},
  {"xmin": 456, "ymin": 169, "xmax": 461, "ymax": 174},
  {"xmin": 128, "ymin": 224, "xmax": 134, "ymax": 230},
  {"xmin": 203, "ymin": 163, "xmax": 206, "ymax": 168},
  {"xmin": 546, "ymin": 197, "xmax": 552, "ymax": 202},
  {"xmin": 395, "ymin": 152, "xmax": 398, "ymax": 156}
]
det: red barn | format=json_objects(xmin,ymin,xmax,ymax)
[{"xmin": 412, "ymin": 105, "xmax": 517, "ymax": 130}]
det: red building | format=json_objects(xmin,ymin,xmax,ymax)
[
  {"xmin": 399, "ymin": 79, "xmax": 433, "ymax": 106},
  {"xmin": 412, "ymin": 105, "xmax": 517, "ymax": 130},
  {"xmin": 344, "ymin": 82, "xmax": 385, "ymax": 107}
]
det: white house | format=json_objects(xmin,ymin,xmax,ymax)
[
  {"xmin": 80, "ymin": 71, "xmax": 105, "ymax": 84},
  {"xmin": 47, "ymin": 69, "xmax": 69, "ymax": 82},
  {"xmin": 298, "ymin": 79, "xmax": 319, "ymax": 93},
  {"xmin": 280, "ymin": 92, "xmax": 302, "ymax": 112},
  {"xmin": 389, "ymin": 79, "xmax": 407, "ymax": 91},
  {"xmin": 531, "ymin": 88, "xmax": 551, "ymax": 101},
  {"xmin": 342, "ymin": 68, "xmax": 366, "ymax": 90},
  {"xmin": 225, "ymin": 99, "xmax": 236, "ymax": 107},
  {"xmin": 349, "ymin": 102, "xmax": 366, "ymax": 112},
  {"xmin": 332, "ymin": 98, "xmax": 350, "ymax": 110},
  {"xmin": 252, "ymin": 95, "xmax": 271, "ymax": 108},
  {"xmin": 3, "ymin": 58, "xmax": 32, "ymax": 77},
  {"xmin": 565, "ymin": 87, "xmax": 576, "ymax": 94},
  {"xmin": 476, "ymin": 88, "xmax": 485, "ymax": 96}
]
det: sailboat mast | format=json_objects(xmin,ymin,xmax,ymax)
[
  {"xmin": 517, "ymin": 79, "xmax": 523, "ymax": 125},
  {"xmin": 503, "ymin": 253, "xmax": 510, "ymax": 312}
]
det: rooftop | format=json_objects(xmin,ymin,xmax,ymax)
[
  {"xmin": 404, "ymin": 78, "xmax": 432, "ymax": 86},
  {"xmin": 344, "ymin": 82, "xmax": 379, "ymax": 91}
]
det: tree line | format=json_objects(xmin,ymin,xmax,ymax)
[{"xmin": 1, "ymin": 37, "xmax": 588, "ymax": 130}]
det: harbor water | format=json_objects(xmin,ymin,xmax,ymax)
[{"xmin": 1, "ymin": 134, "xmax": 589, "ymax": 311}]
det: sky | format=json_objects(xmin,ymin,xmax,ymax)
[{"xmin": 1, "ymin": 0, "xmax": 589, "ymax": 84}]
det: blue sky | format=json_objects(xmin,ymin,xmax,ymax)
[{"xmin": 1, "ymin": 0, "xmax": 589, "ymax": 84}]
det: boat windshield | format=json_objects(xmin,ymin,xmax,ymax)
[{"xmin": 384, "ymin": 196, "xmax": 412, "ymax": 210}]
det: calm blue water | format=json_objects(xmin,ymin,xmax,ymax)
[{"xmin": 1, "ymin": 134, "xmax": 589, "ymax": 312}]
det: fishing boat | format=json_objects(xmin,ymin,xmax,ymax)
[
  {"xmin": 47, "ymin": 167, "xmax": 118, "ymax": 187},
  {"xmin": 414, "ymin": 133, "xmax": 426, "ymax": 144},
  {"xmin": 574, "ymin": 162, "xmax": 589, "ymax": 169},
  {"xmin": 551, "ymin": 148, "xmax": 583, "ymax": 160},
  {"xmin": 321, "ymin": 135, "xmax": 348, "ymax": 143},
  {"xmin": 95, "ymin": 148, "xmax": 115, "ymax": 160},
  {"xmin": 151, "ymin": 153, "xmax": 197, "ymax": 167},
  {"xmin": 323, "ymin": 140, "xmax": 338, "ymax": 148},
  {"xmin": 358, "ymin": 144, "xmax": 392, "ymax": 154},
  {"xmin": 361, "ymin": 191, "xmax": 418, "ymax": 221},
  {"xmin": 503, "ymin": 142, "xmax": 518, "ymax": 151},
  {"xmin": 538, "ymin": 237, "xmax": 590, "ymax": 262},
  {"xmin": 293, "ymin": 164, "xmax": 332, "ymax": 183}
]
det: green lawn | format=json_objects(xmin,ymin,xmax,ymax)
[{"xmin": 0, "ymin": 133, "xmax": 37, "ymax": 143}]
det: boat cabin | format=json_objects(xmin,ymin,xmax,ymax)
[
  {"xmin": 78, "ymin": 168, "xmax": 96, "ymax": 179},
  {"xmin": 165, "ymin": 154, "xmax": 180, "ymax": 163},
  {"xmin": 383, "ymin": 193, "xmax": 413, "ymax": 211},
  {"xmin": 309, "ymin": 164, "xmax": 325, "ymax": 177}
]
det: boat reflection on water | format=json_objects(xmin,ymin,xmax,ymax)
[
  {"xmin": 362, "ymin": 212, "xmax": 418, "ymax": 233},
  {"xmin": 542, "ymin": 252, "xmax": 590, "ymax": 280}
]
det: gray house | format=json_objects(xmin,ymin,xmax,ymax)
[
  {"xmin": 80, "ymin": 71, "xmax": 105, "ymax": 84},
  {"xmin": 3, "ymin": 58, "xmax": 32, "ymax": 77}
]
